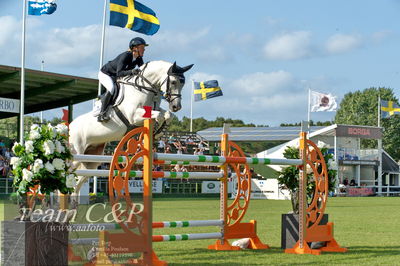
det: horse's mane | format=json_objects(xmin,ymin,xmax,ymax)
[{"xmin": 119, "ymin": 60, "xmax": 172, "ymax": 83}]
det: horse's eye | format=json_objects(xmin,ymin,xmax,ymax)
[{"xmin": 170, "ymin": 80, "xmax": 177, "ymax": 86}]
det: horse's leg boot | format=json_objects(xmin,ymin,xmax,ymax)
[{"xmin": 97, "ymin": 91, "xmax": 112, "ymax": 122}]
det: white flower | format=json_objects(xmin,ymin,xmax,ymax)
[
  {"xmin": 30, "ymin": 124, "xmax": 40, "ymax": 131},
  {"xmin": 306, "ymin": 164, "xmax": 314, "ymax": 174},
  {"xmin": 52, "ymin": 158, "xmax": 65, "ymax": 170},
  {"xmin": 66, "ymin": 174, "xmax": 76, "ymax": 188},
  {"xmin": 328, "ymin": 159, "xmax": 338, "ymax": 170},
  {"xmin": 25, "ymin": 140, "xmax": 34, "ymax": 153},
  {"xmin": 43, "ymin": 140, "xmax": 55, "ymax": 155},
  {"xmin": 56, "ymin": 124, "xmax": 68, "ymax": 135},
  {"xmin": 45, "ymin": 161, "xmax": 55, "ymax": 174},
  {"xmin": 12, "ymin": 142, "xmax": 21, "ymax": 154},
  {"xmin": 55, "ymin": 140, "xmax": 65, "ymax": 154},
  {"xmin": 22, "ymin": 168, "xmax": 33, "ymax": 182},
  {"xmin": 317, "ymin": 141, "xmax": 328, "ymax": 149},
  {"xmin": 48, "ymin": 123, "xmax": 57, "ymax": 138},
  {"xmin": 29, "ymin": 129, "xmax": 41, "ymax": 140},
  {"xmin": 33, "ymin": 159, "xmax": 44, "ymax": 173},
  {"xmin": 10, "ymin": 157, "xmax": 22, "ymax": 169}
]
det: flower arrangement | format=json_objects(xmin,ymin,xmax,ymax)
[
  {"xmin": 277, "ymin": 142, "xmax": 337, "ymax": 214},
  {"xmin": 11, "ymin": 123, "xmax": 76, "ymax": 195}
]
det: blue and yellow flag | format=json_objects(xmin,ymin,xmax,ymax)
[
  {"xmin": 110, "ymin": 0, "xmax": 160, "ymax": 35},
  {"xmin": 381, "ymin": 100, "xmax": 400, "ymax": 118},
  {"xmin": 194, "ymin": 80, "xmax": 223, "ymax": 102}
]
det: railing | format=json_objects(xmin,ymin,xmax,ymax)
[{"xmin": 328, "ymin": 148, "xmax": 379, "ymax": 161}]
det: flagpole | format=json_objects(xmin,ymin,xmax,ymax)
[
  {"xmin": 377, "ymin": 94, "xmax": 382, "ymax": 195},
  {"xmin": 378, "ymin": 94, "xmax": 381, "ymax": 127},
  {"xmin": 98, "ymin": 0, "xmax": 108, "ymax": 96},
  {"xmin": 307, "ymin": 88, "xmax": 311, "ymax": 124},
  {"xmin": 20, "ymin": 0, "xmax": 27, "ymax": 144},
  {"xmin": 190, "ymin": 79, "xmax": 194, "ymax": 132}
]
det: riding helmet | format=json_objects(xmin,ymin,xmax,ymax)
[{"xmin": 129, "ymin": 37, "xmax": 149, "ymax": 49}]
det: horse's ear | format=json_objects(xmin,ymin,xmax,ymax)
[
  {"xmin": 180, "ymin": 64, "xmax": 194, "ymax": 73},
  {"xmin": 168, "ymin": 62, "xmax": 177, "ymax": 75}
]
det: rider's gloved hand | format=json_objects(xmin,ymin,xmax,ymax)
[{"xmin": 132, "ymin": 68, "xmax": 140, "ymax": 75}]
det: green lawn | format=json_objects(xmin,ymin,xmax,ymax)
[
  {"xmin": 2, "ymin": 197, "xmax": 400, "ymax": 265},
  {"xmin": 150, "ymin": 197, "xmax": 400, "ymax": 265}
]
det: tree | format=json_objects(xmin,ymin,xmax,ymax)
[{"xmin": 334, "ymin": 87, "xmax": 400, "ymax": 160}]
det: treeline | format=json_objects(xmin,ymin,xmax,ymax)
[
  {"xmin": 166, "ymin": 116, "xmax": 267, "ymax": 132},
  {"xmin": 0, "ymin": 116, "xmax": 63, "ymax": 146}
]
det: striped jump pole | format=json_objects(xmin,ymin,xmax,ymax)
[
  {"xmin": 154, "ymin": 153, "xmax": 302, "ymax": 166},
  {"xmin": 73, "ymin": 154, "xmax": 222, "ymax": 166},
  {"xmin": 69, "ymin": 220, "xmax": 223, "ymax": 231},
  {"xmin": 75, "ymin": 169, "xmax": 224, "ymax": 179},
  {"xmin": 71, "ymin": 232, "xmax": 224, "ymax": 245},
  {"xmin": 153, "ymin": 232, "xmax": 223, "ymax": 242},
  {"xmin": 73, "ymin": 154, "xmax": 302, "ymax": 166}
]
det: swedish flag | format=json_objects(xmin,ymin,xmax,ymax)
[
  {"xmin": 194, "ymin": 80, "xmax": 223, "ymax": 102},
  {"xmin": 381, "ymin": 100, "xmax": 400, "ymax": 118},
  {"xmin": 110, "ymin": 0, "xmax": 160, "ymax": 35}
]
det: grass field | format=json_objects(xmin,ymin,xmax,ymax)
[
  {"xmin": 149, "ymin": 197, "xmax": 400, "ymax": 265},
  {"xmin": 1, "ymin": 197, "xmax": 400, "ymax": 265}
]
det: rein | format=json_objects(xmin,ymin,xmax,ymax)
[
  {"xmin": 112, "ymin": 62, "xmax": 183, "ymax": 134},
  {"xmin": 117, "ymin": 62, "xmax": 182, "ymax": 103}
]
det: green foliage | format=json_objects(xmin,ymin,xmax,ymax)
[
  {"xmin": 167, "ymin": 116, "xmax": 265, "ymax": 132},
  {"xmin": 11, "ymin": 123, "xmax": 76, "ymax": 195},
  {"xmin": 280, "ymin": 120, "xmax": 333, "ymax": 127},
  {"xmin": 277, "ymin": 145, "xmax": 337, "ymax": 212},
  {"xmin": 9, "ymin": 192, "xmax": 20, "ymax": 204},
  {"xmin": 334, "ymin": 87, "xmax": 400, "ymax": 160},
  {"xmin": 0, "ymin": 115, "xmax": 63, "ymax": 141},
  {"xmin": 89, "ymin": 192, "xmax": 105, "ymax": 203}
]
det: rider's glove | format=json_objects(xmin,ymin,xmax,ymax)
[{"xmin": 132, "ymin": 68, "xmax": 140, "ymax": 75}]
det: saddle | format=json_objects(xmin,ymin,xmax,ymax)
[{"xmin": 93, "ymin": 82, "xmax": 124, "ymax": 117}]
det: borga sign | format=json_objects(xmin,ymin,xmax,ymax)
[{"xmin": 0, "ymin": 97, "xmax": 20, "ymax": 113}]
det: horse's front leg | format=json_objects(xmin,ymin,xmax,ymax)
[{"xmin": 154, "ymin": 109, "xmax": 175, "ymax": 138}]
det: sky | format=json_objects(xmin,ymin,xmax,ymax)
[{"xmin": 1, "ymin": 0, "xmax": 400, "ymax": 127}]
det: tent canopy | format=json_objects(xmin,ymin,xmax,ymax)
[{"xmin": 0, "ymin": 64, "xmax": 98, "ymax": 119}]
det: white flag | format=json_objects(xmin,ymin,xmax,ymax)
[{"xmin": 310, "ymin": 90, "xmax": 337, "ymax": 112}]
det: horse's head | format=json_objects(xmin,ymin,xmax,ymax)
[{"xmin": 162, "ymin": 62, "xmax": 194, "ymax": 112}]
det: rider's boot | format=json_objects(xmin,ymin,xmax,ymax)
[{"xmin": 97, "ymin": 91, "xmax": 112, "ymax": 122}]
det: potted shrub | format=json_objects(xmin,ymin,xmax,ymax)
[
  {"xmin": 3, "ymin": 123, "xmax": 77, "ymax": 265},
  {"xmin": 277, "ymin": 143, "xmax": 337, "ymax": 249}
]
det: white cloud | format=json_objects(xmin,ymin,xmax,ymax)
[
  {"xmin": 263, "ymin": 31, "xmax": 312, "ymax": 60},
  {"xmin": 371, "ymin": 30, "xmax": 391, "ymax": 43},
  {"xmin": 0, "ymin": 16, "xmax": 21, "ymax": 63},
  {"xmin": 325, "ymin": 33, "xmax": 362, "ymax": 54},
  {"xmin": 36, "ymin": 25, "xmax": 102, "ymax": 66},
  {"xmin": 196, "ymin": 45, "xmax": 233, "ymax": 63},
  {"xmin": 149, "ymin": 27, "xmax": 210, "ymax": 55},
  {"xmin": 189, "ymin": 72, "xmax": 223, "ymax": 83},
  {"xmin": 231, "ymin": 71, "xmax": 294, "ymax": 95}
]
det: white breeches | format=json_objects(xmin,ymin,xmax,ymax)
[{"xmin": 98, "ymin": 71, "xmax": 115, "ymax": 93}]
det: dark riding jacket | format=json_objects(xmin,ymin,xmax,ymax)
[{"xmin": 101, "ymin": 51, "xmax": 144, "ymax": 80}]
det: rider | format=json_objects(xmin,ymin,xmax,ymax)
[{"xmin": 97, "ymin": 37, "xmax": 148, "ymax": 122}]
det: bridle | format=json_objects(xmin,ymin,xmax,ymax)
[{"xmin": 120, "ymin": 62, "xmax": 184, "ymax": 103}]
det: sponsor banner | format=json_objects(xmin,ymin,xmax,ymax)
[
  {"xmin": 202, "ymin": 181, "xmax": 234, "ymax": 194},
  {"xmin": 335, "ymin": 125, "xmax": 382, "ymax": 139},
  {"xmin": 128, "ymin": 180, "xmax": 163, "ymax": 193},
  {"xmin": 0, "ymin": 97, "xmax": 20, "ymax": 113},
  {"xmin": 231, "ymin": 179, "xmax": 290, "ymax": 200},
  {"xmin": 347, "ymin": 187, "xmax": 374, "ymax": 197}
]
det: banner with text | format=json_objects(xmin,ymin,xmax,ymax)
[
  {"xmin": 0, "ymin": 97, "xmax": 20, "ymax": 113},
  {"xmin": 128, "ymin": 180, "xmax": 163, "ymax": 193}
]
